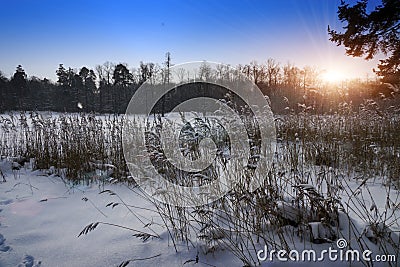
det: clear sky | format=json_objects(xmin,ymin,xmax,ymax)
[{"xmin": 0, "ymin": 0, "xmax": 382, "ymax": 82}]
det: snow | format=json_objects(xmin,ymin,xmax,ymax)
[
  {"xmin": 0, "ymin": 157, "xmax": 399, "ymax": 266},
  {"xmin": 0, "ymin": 160, "xmax": 239, "ymax": 267},
  {"xmin": 0, "ymin": 164, "xmax": 396, "ymax": 267}
]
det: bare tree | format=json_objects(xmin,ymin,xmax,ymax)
[
  {"xmin": 250, "ymin": 61, "xmax": 263, "ymax": 84},
  {"xmin": 266, "ymin": 58, "xmax": 280, "ymax": 87},
  {"xmin": 95, "ymin": 64, "xmax": 109, "ymax": 87},
  {"xmin": 198, "ymin": 62, "xmax": 213, "ymax": 80},
  {"xmin": 283, "ymin": 63, "xmax": 301, "ymax": 89},
  {"xmin": 300, "ymin": 66, "xmax": 320, "ymax": 93},
  {"xmin": 174, "ymin": 67, "xmax": 187, "ymax": 83},
  {"xmin": 102, "ymin": 61, "xmax": 115, "ymax": 86}
]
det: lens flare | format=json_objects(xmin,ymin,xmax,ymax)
[{"xmin": 322, "ymin": 70, "xmax": 344, "ymax": 83}]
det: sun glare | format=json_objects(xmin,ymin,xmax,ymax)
[{"xmin": 322, "ymin": 70, "xmax": 345, "ymax": 83}]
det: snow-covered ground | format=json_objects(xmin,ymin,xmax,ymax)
[
  {"xmin": 1, "ymin": 158, "xmax": 399, "ymax": 267},
  {"xmin": 0, "ymin": 112, "xmax": 400, "ymax": 266},
  {"xmin": 0, "ymin": 160, "xmax": 241, "ymax": 267}
]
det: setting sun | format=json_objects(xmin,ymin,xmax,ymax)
[{"xmin": 322, "ymin": 70, "xmax": 345, "ymax": 83}]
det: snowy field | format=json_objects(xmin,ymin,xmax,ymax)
[
  {"xmin": 0, "ymin": 156, "xmax": 399, "ymax": 266},
  {"xmin": 0, "ymin": 112, "xmax": 399, "ymax": 267},
  {"xmin": 0, "ymin": 160, "xmax": 240, "ymax": 267}
]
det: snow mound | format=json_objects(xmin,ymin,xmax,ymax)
[{"xmin": 17, "ymin": 255, "xmax": 41, "ymax": 267}]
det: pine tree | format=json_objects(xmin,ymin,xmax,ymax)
[
  {"xmin": 56, "ymin": 64, "xmax": 69, "ymax": 87},
  {"xmin": 328, "ymin": 0, "xmax": 400, "ymax": 84}
]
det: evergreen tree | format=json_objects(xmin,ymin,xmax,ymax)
[
  {"xmin": 113, "ymin": 64, "xmax": 133, "ymax": 87},
  {"xmin": 0, "ymin": 71, "xmax": 9, "ymax": 111},
  {"xmin": 56, "ymin": 64, "xmax": 69, "ymax": 87},
  {"xmin": 11, "ymin": 65, "xmax": 28, "ymax": 109},
  {"xmin": 12, "ymin": 65, "xmax": 27, "ymax": 95},
  {"xmin": 328, "ymin": 0, "xmax": 400, "ymax": 84}
]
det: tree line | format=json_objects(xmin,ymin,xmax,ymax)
[{"xmin": 0, "ymin": 55, "xmax": 396, "ymax": 114}]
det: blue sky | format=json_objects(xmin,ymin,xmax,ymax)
[{"xmin": 0, "ymin": 0, "xmax": 382, "ymax": 81}]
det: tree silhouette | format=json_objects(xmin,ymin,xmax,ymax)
[
  {"xmin": 328, "ymin": 0, "xmax": 400, "ymax": 84},
  {"xmin": 139, "ymin": 62, "xmax": 156, "ymax": 84},
  {"xmin": 164, "ymin": 52, "xmax": 172, "ymax": 84},
  {"xmin": 56, "ymin": 64, "xmax": 69, "ymax": 87},
  {"xmin": 266, "ymin": 58, "xmax": 280, "ymax": 88},
  {"xmin": 77, "ymin": 67, "xmax": 97, "ymax": 110},
  {"xmin": 112, "ymin": 64, "xmax": 133, "ymax": 112},
  {"xmin": 12, "ymin": 65, "xmax": 27, "ymax": 94},
  {"xmin": 0, "ymin": 55, "xmax": 393, "ymax": 114},
  {"xmin": 113, "ymin": 64, "xmax": 133, "ymax": 87},
  {"xmin": 11, "ymin": 65, "xmax": 28, "ymax": 109},
  {"xmin": 0, "ymin": 71, "xmax": 9, "ymax": 111}
]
